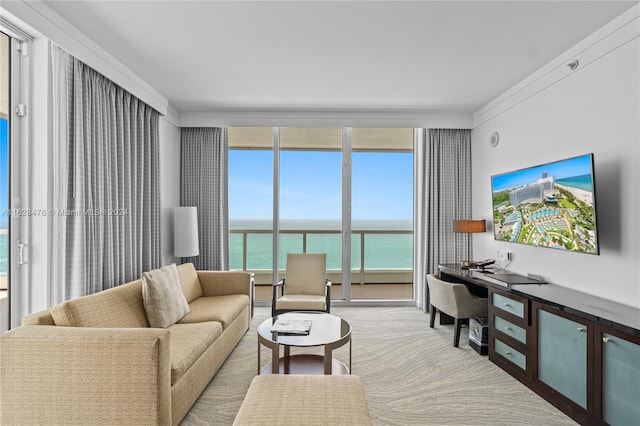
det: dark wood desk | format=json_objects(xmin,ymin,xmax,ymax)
[
  {"xmin": 437, "ymin": 263, "xmax": 640, "ymax": 425},
  {"xmin": 438, "ymin": 263, "xmax": 639, "ymax": 335}
]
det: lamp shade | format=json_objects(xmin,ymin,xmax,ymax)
[
  {"xmin": 453, "ymin": 219, "xmax": 486, "ymax": 233},
  {"xmin": 174, "ymin": 207, "xmax": 199, "ymax": 257}
]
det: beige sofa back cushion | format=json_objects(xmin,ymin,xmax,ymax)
[
  {"xmin": 51, "ymin": 280, "xmax": 150, "ymax": 328},
  {"xmin": 21, "ymin": 309, "xmax": 55, "ymax": 325},
  {"xmin": 176, "ymin": 263, "xmax": 204, "ymax": 303}
]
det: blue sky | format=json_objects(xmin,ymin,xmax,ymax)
[
  {"xmin": 491, "ymin": 154, "xmax": 593, "ymax": 192},
  {"xmin": 229, "ymin": 149, "xmax": 413, "ymax": 221}
]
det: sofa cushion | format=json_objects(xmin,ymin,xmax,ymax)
[
  {"xmin": 234, "ymin": 375, "xmax": 372, "ymax": 425},
  {"xmin": 178, "ymin": 294, "xmax": 249, "ymax": 328},
  {"xmin": 22, "ymin": 309, "xmax": 55, "ymax": 325},
  {"xmin": 168, "ymin": 322, "xmax": 223, "ymax": 384},
  {"xmin": 142, "ymin": 264, "xmax": 191, "ymax": 328},
  {"xmin": 176, "ymin": 263, "xmax": 204, "ymax": 303},
  {"xmin": 51, "ymin": 280, "xmax": 149, "ymax": 328}
]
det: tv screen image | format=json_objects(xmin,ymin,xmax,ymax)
[{"xmin": 491, "ymin": 153, "xmax": 599, "ymax": 254}]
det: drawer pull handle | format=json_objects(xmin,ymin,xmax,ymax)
[
  {"xmin": 503, "ymin": 303, "xmax": 511, "ymax": 307},
  {"xmin": 577, "ymin": 327, "xmax": 586, "ymax": 333},
  {"xmin": 504, "ymin": 326, "xmax": 512, "ymax": 331},
  {"xmin": 602, "ymin": 337, "xmax": 611, "ymax": 343},
  {"xmin": 505, "ymin": 351, "xmax": 512, "ymax": 356}
]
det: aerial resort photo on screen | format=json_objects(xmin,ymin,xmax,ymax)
[{"xmin": 491, "ymin": 154, "xmax": 599, "ymax": 254}]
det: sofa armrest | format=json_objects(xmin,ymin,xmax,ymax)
[
  {"xmin": 0, "ymin": 326, "xmax": 172, "ymax": 425},
  {"xmin": 197, "ymin": 270, "xmax": 252, "ymax": 298}
]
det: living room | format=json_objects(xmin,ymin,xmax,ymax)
[{"xmin": 0, "ymin": 1, "xmax": 638, "ymax": 425}]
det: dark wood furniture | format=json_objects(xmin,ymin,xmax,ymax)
[{"xmin": 438, "ymin": 264, "xmax": 640, "ymax": 426}]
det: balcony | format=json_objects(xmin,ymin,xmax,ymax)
[{"xmin": 230, "ymin": 227, "xmax": 414, "ymax": 302}]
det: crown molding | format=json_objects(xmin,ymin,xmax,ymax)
[
  {"xmin": 1, "ymin": 0, "xmax": 169, "ymax": 115},
  {"xmin": 473, "ymin": 4, "xmax": 639, "ymax": 129},
  {"xmin": 178, "ymin": 107, "xmax": 473, "ymax": 129}
]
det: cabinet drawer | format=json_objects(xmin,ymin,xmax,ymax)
[
  {"xmin": 494, "ymin": 338, "xmax": 527, "ymax": 371},
  {"xmin": 493, "ymin": 293, "xmax": 525, "ymax": 319},
  {"xmin": 495, "ymin": 315, "xmax": 527, "ymax": 344}
]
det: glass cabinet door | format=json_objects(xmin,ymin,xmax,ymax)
[
  {"xmin": 601, "ymin": 332, "xmax": 640, "ymax": 425},
  {"xmin": 537, "ymin": 309, "xmax": 588, "ymax": 408}
]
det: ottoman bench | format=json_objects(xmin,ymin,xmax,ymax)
[{"xmin": 233, "ymin": 375, "xmax": 372, "ymax": 425}]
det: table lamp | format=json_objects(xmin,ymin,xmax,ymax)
[
  {"xmin": 453, "ymin": 219, "xmax": 486, "ymax": 267},
  {"xmin": 174, "ymin": 207, "xmax": 199, "ymax": 259}
]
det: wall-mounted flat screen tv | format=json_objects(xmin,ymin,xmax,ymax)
[{"xmin": 491, "ymin": 153, "xmax": 599, "ymax": 254}]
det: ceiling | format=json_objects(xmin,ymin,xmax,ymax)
[{"xmin": 43, "ymin": 1, "xmax": 637, "ymax": 114}]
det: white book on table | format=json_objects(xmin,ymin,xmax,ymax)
[{"xmin": 270, "ymin": 319, "xmax": 312, "ymax": 335}]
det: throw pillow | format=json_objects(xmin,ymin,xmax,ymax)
[{"xmin": 142, "ymin": 263, "xmax": 190, "ymax": 328}]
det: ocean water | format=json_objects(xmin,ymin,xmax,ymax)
[
  {"xmin": 230, "ymin": 220, "xmax": 413, "ymax": 271},
  {"xmin": 555, "ymin": 174, "xmax": 593, "ymax": 192}
]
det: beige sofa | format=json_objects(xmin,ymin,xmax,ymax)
[{"xmin": 0, "ymin": 263, "xmax": 251, "ymax": 426}]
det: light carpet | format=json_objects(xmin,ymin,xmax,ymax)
[{"xmin": 181, "ymin": 306, "xmax": 577, "ymax": 425}]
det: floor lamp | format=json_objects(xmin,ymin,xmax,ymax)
[
  {"xmin": 452, "ymin": 219, "xmax": 486, "ymax": 267},
  {"xmin": 174, "ymin": 207, "xmax": 199, "ymax": 261}
]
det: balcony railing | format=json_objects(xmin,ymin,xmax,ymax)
[{"xmin": 229, "ymin": 228, "xmax": 413, "ymax": 286}]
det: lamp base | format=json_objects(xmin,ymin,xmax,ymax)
[{"xmin": 460, "ymin": 260, "xmax": 477, "ymax": 268}]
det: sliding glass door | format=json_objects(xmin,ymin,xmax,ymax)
[
  {"xmin": 351, "ymin": 128, "xmax": 413, "ymax": 300},
  {"xmin": 279, "ymin": 128, "xmax": 342, "ymax": 285},
  {"xmin": 0, "ymin": 32, "xmax": 9, "ymax": 331},
  {"xmin": 229, "ymin": 127, "xmax": 413, "ymax": 303},
  {"xmin": 228, "ymin": 128, "xmax": 274, "ymax": 301}
]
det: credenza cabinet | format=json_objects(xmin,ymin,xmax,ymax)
[
  {"xmin": 491, "ymin": 298, "xmax": 640, "ymax": 426},
  {"xmin": 440, "ymin": 265, "xmax": 640, "ymax": 426},
  {"xmin": 594, "ymin": 324, "xmax": 640, "ymax": 426},
  {"xmin": 531, "ymin": 302, "xmax": 640, "ymax": 425},
  {"xmin": 531, "ymin": 302, "xmax": 590, "ymax": 422},
  {"xmin": 489, "ymin": 288, "xmax": 531, "ymax": 382}
]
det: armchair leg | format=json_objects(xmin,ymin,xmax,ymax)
[
  {"xmin": 326, "ymin": 286, "xmax": 331, "ymax": 313},
  {"xmin": 429, "ymin": 305, "xmax": 436, "ymax": 328},
  {"xmin": 454, "ymin": 318, "xmax": 462, "ymax": 347}
]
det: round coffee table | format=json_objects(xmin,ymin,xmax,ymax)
[{"xmin": 257, "ymin": 312, "xmax": 351, "ymax": 375}]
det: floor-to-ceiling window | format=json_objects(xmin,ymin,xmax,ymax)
[
  {"xmin": 228, "ymin": 128, "xmax": 274, "ymax": 296},
  {"xmin": 278, "ymin": 128, "xmax": 342, "ymax": 286},
  {"xmin": 229, "ymin": 127, "xmax": 413, "ymax": 304},
  {"xmin": 0, "ymin": 32, "xmax": 9, "ymax": 331},
  {"xmin": 351, "ymin": 128, "xmax": 413, "ymax": 300}
]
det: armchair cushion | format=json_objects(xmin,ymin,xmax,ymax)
[
  {"xmin": 283, "ymin": 253, "xmax": 327, "ymax": 295},
  {"xmin": 275, "ymin": 294, "xmax": 327, "ymax": 312},
  {"xmin": 142, "ymin": 264, "xmax": 190, "ymax": 328}
]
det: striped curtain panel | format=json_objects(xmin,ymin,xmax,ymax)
[
  {"xmin": 52, "ymin": 46, "xmax": 161, "ymax": 300},
  {"xmin": 414, "ymin": 128, "xmax": 472, "ymax": 311},
  {"xmin": 180, "ymin": 128, "xmax": 229, "ymax": 271}
]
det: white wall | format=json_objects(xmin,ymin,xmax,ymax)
[
  {"xmin": 472, "ymin": 35, "xmax": 639, "ymax": 307},
  {"xmin": 159, "ymin": 117, "xmax": 181, "ymax": 266}
]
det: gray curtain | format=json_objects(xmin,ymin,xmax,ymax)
[
  {"xmin": 180, "ymin": 128, "xmax": 229, "ymax": 271},
  {"xmin": 414, "ymin": 128, "xmax": 472, "ymax": 311},
  {"xmin": 53, "ymin": 46, "xmax": 161, "ymax": 299}
]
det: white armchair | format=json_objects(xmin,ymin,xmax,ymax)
[{"xmin": 272, "ymin": 253, "xmax": 331, "ymax": 317}]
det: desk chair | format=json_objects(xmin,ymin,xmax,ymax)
[
  {"xmin": 272, "ymin": 253, "xmax": 331, "ymax": 317},
  {"xmin": 426, "ymin": 273, "xmax": 488, "ymax": 347}
]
